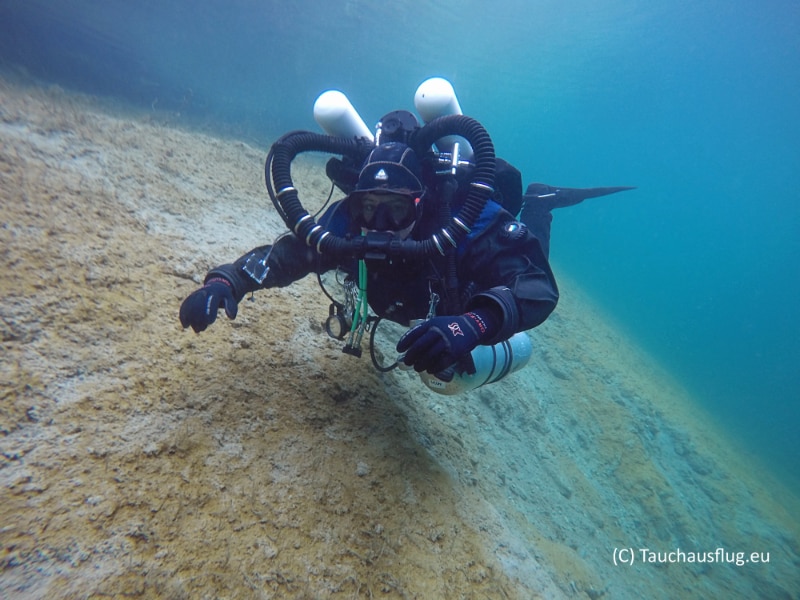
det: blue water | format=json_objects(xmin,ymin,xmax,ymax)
[{"xmin": 2, "ymin": 0, "xmax": 798, "ymax": 485}]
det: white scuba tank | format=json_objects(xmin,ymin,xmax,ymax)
[
  {"xmin": 413, "ymin": 77, "xmax": 473, "ymax": 156},
  {"xmin": 418, "ymin": 332, "xmax": 533, "ymax": 395},
  {"xmin": 313, "ymin": 90, "xmax": 374, "ymax": 142}
]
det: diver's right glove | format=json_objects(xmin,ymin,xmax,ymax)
[
  {"xmin": 179, "ymin": 277, "xmax": 238, "ymax": 333},
  {"xmin": 396, "ymin": 309, "xmax": 500, "ymax": 374}
]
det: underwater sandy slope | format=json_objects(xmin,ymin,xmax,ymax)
[{"xmin": 1, "ymin": 76, "xmax": 798, "ymax": 600}]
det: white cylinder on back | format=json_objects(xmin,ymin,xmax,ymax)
[
  {"xmin": 413, "ymin": 77, "xmax": 471, "ymax": 155},
  {"xmin": 414, "ymin": 77, "xmax": 462, "ymax": 122},
  {"xmin": 313, "ymin": 90, "xmax": 374, "ymax": 141}
]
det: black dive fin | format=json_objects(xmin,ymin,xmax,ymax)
[{"xmin": 524, "ymin": 183, "xmax": 636, "ymax": 210}]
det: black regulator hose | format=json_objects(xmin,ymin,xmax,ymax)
[
  {"xmin": 408, "ymin": 114, "xmax": 496, "ymax": 238},
  {"xmin": 266, "ymin": 130, "xmax": 369, "ymax": 227},
  {"xmin": 265, "ymin": 114, "xmax": 496, "ymax": 262}
]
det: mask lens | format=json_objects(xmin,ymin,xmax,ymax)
[{"xmin": 356, "ymin": 193, "xmax": 415, "ymax": 230}]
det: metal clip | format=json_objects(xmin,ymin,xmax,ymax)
[{"xmin": 426, "ymin": 290, "xmax": 440, "ymax": 320}]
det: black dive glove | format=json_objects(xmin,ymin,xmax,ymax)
[
  {"xmin": 179, "ymin": 277, "xmax": 238, "ymax": 333},
  {"xmin": 396, "ymin": 309, "xmax": 500, "ymax": 374}
]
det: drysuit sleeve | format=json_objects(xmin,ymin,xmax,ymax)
[
  {"xmin": 204, "ymin": 233, "xmax": 340, "ymax": 302},
  {"xmin": 461, "ymin": 212, "xmax": 559, "ymax": 344},
  {"xmin": 203, "ymin": 200, "xmax": 349, "ymax": 301}
]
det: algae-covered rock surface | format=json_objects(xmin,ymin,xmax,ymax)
[{"xmin": 2, "ymin": 76, "xmax": 798, "ymax": 599}]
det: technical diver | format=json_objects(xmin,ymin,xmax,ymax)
[{"xmin": 179, "ymin": 79, "xmax": 634, "ymax": 393}]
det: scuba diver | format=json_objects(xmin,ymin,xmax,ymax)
[{"xmin": 179, "ymin": 78, "xmax": 634, "ymax": 394}]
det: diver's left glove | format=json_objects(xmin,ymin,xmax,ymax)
[
  {"xmin": 179, "ymin": 277, "xmax": 238, "ymax": 333},
  {"xmin": 396, "ymin": 308, "xmax": 500, "ymax": 374}
]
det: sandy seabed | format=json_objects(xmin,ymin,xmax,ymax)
[{"xmin": 1, "ymin": 74, "xmax": 798, "ymax": 599}]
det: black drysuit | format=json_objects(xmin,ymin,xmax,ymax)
[{"xmin": 207, "ymin": 196, "xmax": 559, "ymax": 346}]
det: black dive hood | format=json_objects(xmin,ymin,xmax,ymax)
[{"xmin": 265, "ymin": 114, "xmax": 496, "ymax": 261}]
